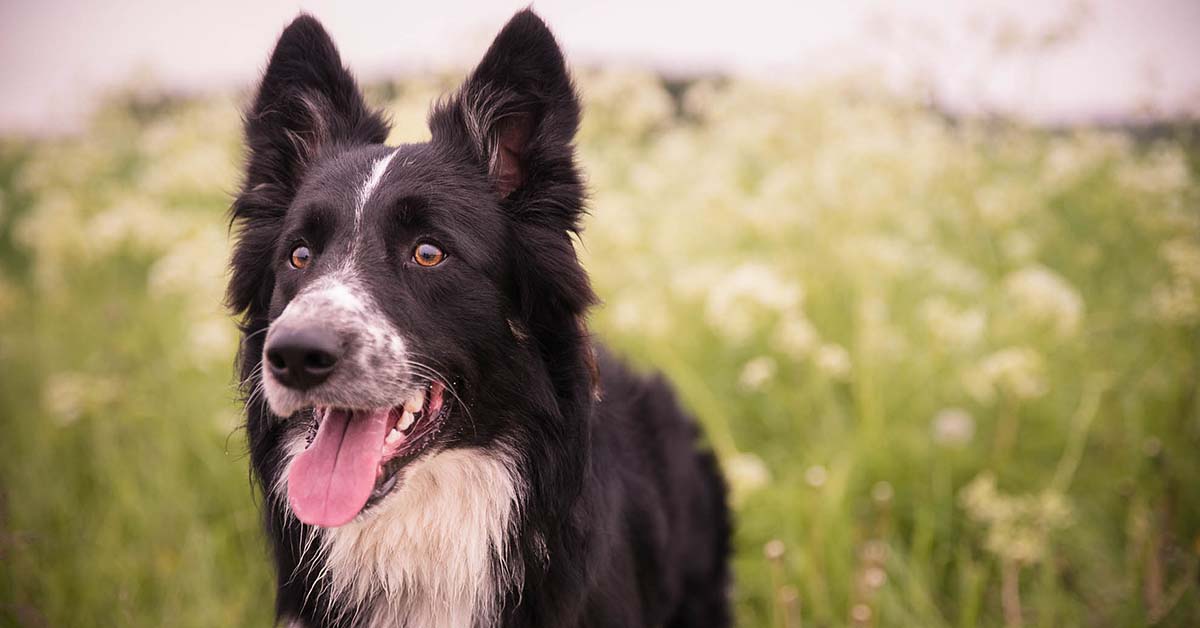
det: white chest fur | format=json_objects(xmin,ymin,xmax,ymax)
[{"xmin": 283, "ymin": 447, "xmax": 523, "ymax": 628}]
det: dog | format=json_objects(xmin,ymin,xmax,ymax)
[{"xmin": 227, "ymin": 10, "xmax": 730, "ymax": 627}]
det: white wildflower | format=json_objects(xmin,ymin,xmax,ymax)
[
  {"xmin": 738, "ymin": 356, "xmax": 777, "ymax": 391},
  {"xmin": 927, "ymin": 255, "xmax": 987, "ymax": 294},
  {"xmin": 87, "ymin": 197, "xmax": 183, "ymax": 259},
  {"xmin": 139, "ymin": 142, "xmax": 239, "ymax": 196},
  {"xmin": 1115, "ymin": 144, "xmax": 1191, "ymax": 195},
  {"xmin": 871, "ymin": 481, "xmax": 894, "ymax": 504},
  {"xmin": 774, "ymin": 315, "xmax": 819, "ymax": 359},
  {"xmin": 960, "ymin": 473, "xmax": 1073, "ymax": 566},
  {"xmin": 611, "ymin": 299, "xmax": 643, "ymax": 332},
  {"xmin": 815, "ymin": 343, "xmax": 852, "ymax": 379},
  {"xmin": 671, "ymin": 263, "xmax": 722, "ymax": 300},
  {"xmin": 1160, "ymin": 237, "xmax": 1200, "ymax": 283},
  {"xmin": 973, "ymin": 181, "xmax": 1036, "ymax": 228},
  {"xmin": 1042, "ymin": 139, "xmax": 1087, "ymax": 187},
  {"xmin": 931, "ymin": 407, "xmax": 976, "ymax": 447},
  {"xmin": 42, "ymin": 372, "xmax": 118, "ymax": 426},
  {"xmin": 704, "ymin": 262, "xmax": 802, "ymax": 343},
  {"xmin": 725, "ymin": 452, "xmax": 771, "ymax": 497},
  {"xmin": 919, "ymin": 297, "xmax": 986, "ymax": 350},
  {"xmin": 763, "ymin": 538, "xmax": 786, "ymax": 561},
  {"xmin": 862, "ymin": 566, "xmax": 887, "ymax": 589},
  {"xmin": 579, "ymin": 70, "xmax": 674, "ymax": 140},
  {"xmin": 148, "ymin": 227, "xmax": 229, "ymax": 300},
  {"xmin": 1003, "ymin": 265, "xmax": 1084, "ymax": 337},
  {"xmin": 804, "ymin": 464, "xmax": 828, "ymax": 488},
  {"xmin": 1152, "ymin": 237, "xmax": 1200, "ymax": 324},
  {"xmin": 963, "ymin": 347, "xmax": 1048, "ymax": 404},
  {"xmin": 859, "ymin": 295, "xmax": 908, "ymax": 358},
  {"xmin": 1151, "ymin": 281, "xmax": 1199, "ymax": 324},
  {"xmin": 841, "ymin": 236, "xmax": 916, "ymax": 277},
  {"xmin": 1042, "ymin": 130, "xmax": 1130, "ymax": 189}
]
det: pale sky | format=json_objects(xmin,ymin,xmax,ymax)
[{"xmin": 1, "ymin": 0, "xmax": 1197, "ymax": 134}]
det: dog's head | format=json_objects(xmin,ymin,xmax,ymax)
[{"xmin": 228, "ymin": 11, "xmax": 594, "ymax": 528}]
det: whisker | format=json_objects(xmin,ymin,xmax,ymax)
[
  {"xmin": 245, "ymin": 380, "xmax": 268, "ymax": 412},
  {"xmin": 237, "ymin": 360, "xmax": 264, "ymax": 391},
  {"xmin": 403, "ymin": 356, "xmax": 477, "ymax": 437},
  {"xmin": 239, "ymin": 325, "xmax": 270, "ymax": 346}
]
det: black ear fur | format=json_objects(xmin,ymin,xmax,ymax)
[
  {"xmin": 429, "ymin": 10, "xmax": 583, "ymax": 225},
  {"xmin": 227, "ymin": 14, "xmax": 388, "ymax": 320}
]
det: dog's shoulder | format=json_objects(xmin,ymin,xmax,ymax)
[
  {"xmin": 572, "ymin": 346, "xmax": 729, "ymax": 625},
  {"xmin": 591, "ymin": 345, "xmax": 702, "ymax": 442}
]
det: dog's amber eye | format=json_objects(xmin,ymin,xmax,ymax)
[
  {"xmin": 290, "ymin": 245, "xmax": 312, "ymax": 269},
  {"xmin": 413, "ymin": 242, "xmax": 445, "ymax": 267}
]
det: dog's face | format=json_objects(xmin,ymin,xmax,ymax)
[
  {"xmin": 262, "ymin": 144, "xmax": 514, "ymax": 527},
  {"xmin": 228, "ymin": 12, "xmax": 592, "ymax": 528}
]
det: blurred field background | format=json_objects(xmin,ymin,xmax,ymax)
[{"xmin": 2, "ymin": 3, "xmax": 1200, "ymax": 628}]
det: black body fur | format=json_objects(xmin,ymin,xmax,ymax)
[{"xmin": 227, "ymin": 10, "xmax": 730, "ymax": 627}]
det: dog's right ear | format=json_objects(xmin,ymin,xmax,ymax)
[{"xmin": 228, "ymin": 15, "xmax": 388, "ymax": 318}]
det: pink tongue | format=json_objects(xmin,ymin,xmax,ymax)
[{"xmin": 288, "ymin": 408, "xmax": 389, "ymax": 527}]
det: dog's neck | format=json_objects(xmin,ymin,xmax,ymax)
[{"xmin": 283, "ymin": 447, "xmax": 523, "ymax": 628}]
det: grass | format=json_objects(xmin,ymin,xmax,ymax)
[{"xmin": 1, "ymin": 72, "xmax": 1198, "ymax": 626}]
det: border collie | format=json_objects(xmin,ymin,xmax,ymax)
[{"xmin": 227, "ymin": 10, "xmax": 730, "ymax": 627}]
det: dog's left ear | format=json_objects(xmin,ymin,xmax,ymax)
[{"xmin": 430, "ymin": 9, "xmax": 582, "ymax": 220}]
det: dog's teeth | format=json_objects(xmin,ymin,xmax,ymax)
[
  {"xmin": 398, "ymin": 410, "xmax": 415, "ymax": 432},
  {"xmin": 404, "ymin": 389, "xmax": 425, "ymax": 414},
  {"xmin": 385, "ymin": 428, "xmax": 402, "ymax": 445}
]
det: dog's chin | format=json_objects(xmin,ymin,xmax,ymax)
[{"xmin": 275, "ymin": 380, "xmax": 453, "ymax": 527}]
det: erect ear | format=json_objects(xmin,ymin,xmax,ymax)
[
  {"xmin": 240, "ymin": 14, "xmax": 389, "ymax": 196},
  {"xmin": 429, "ymin": 9, "xmax": 582, "ymax": 216},
  {"xmin": 228, "ymin": 14, "xmax": 388, "ymax": 319}
]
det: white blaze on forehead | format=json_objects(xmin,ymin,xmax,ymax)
[{"xmin": 354, "ymin": 148, "xmax": 400, "ymax": 233}]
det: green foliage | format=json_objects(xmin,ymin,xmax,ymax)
[{"xmin": 1, "ymin": 74, "xmax": 1197, "ymax": 626}]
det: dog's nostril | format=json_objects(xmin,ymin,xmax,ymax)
[
  {"xmin": 305, "ymin": 350, "xmax": 337, "ymax": 370},
  {"xmin": 266, "ymin": 349, "xmax": 288, "ymax": 370}
]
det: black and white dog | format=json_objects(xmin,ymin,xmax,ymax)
[{"xmin": 227, "ymin": 10, "xmax": 730, "ymax": 627}]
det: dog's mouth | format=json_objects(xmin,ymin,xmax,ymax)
[{"xmin": 286, "ymin": 381, "xmax": 449, "ymax": 527}]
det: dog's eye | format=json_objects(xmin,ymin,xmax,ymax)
[
  {"xmin": 290, "ymin": 245, "xmax": 312, "ymax": 269},
  {"xmin": 413, "ymin": 242, "xmax": 445, "ymax": 267}
]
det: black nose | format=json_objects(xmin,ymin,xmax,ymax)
[{"xmin": 265, "ymin": 326, "xmax": 342, "ymax": 390}]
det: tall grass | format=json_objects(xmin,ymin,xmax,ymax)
[{"xmin": 1, "ymin": 73, "xmax": 1197, "ymax": 626}]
